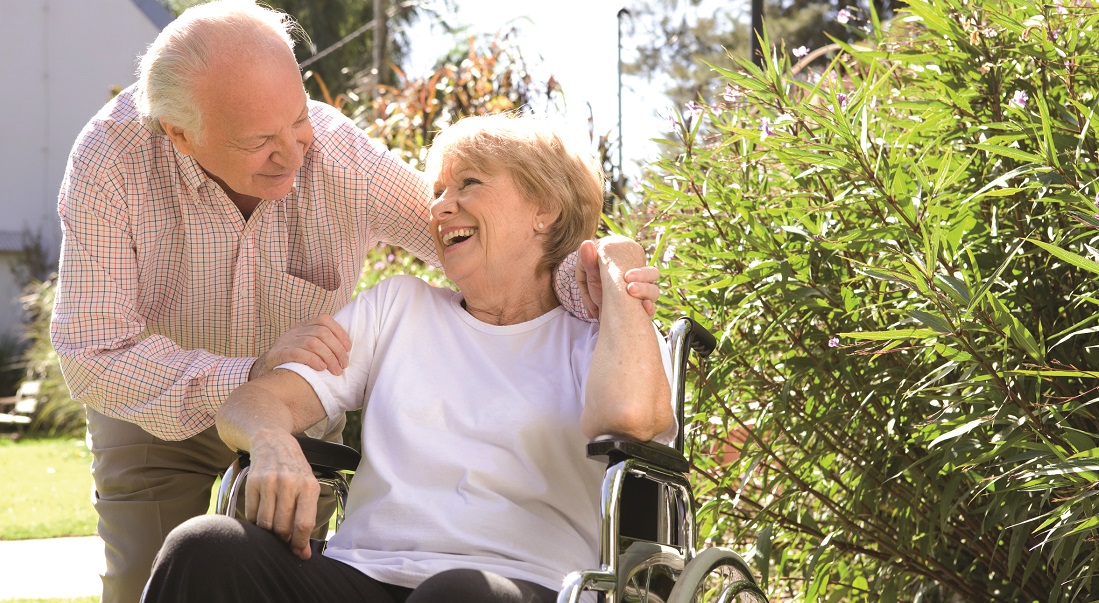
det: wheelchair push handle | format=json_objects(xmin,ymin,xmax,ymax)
[
  {"xmin": 672, "ymin": 315, "xmax": 716, "ymax": 359},
  {"xmin": 669, "ymin": 316, "xmax": 716, "ymax": 453}
]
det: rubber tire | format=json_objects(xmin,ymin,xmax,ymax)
[{"xmin": 666, "ymin": 547, "xmax": 767, "ymax": 603}]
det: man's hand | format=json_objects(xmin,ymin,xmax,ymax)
[
  {"xmin": 576, "ymin": 236, "xmax": 661, "ymax": 320},
  {"xmin": 244, "ymin": 430, "xmax": 319, "ymax": 560},
  {"xmin": 250, "ymin": 315, "xmax": 352, "ymax": 380}
]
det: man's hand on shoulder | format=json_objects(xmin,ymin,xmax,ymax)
[{"xmin": 250, "ymin": 315, "xmax": 352, "ymax": 380}]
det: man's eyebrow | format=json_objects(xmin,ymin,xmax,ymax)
[
  {"xmin": 232, "ymin": 133, "xmax": 269, "ymax": 145},
  {"xmin": 234, "ymin": 105, "xmax": 309, "ymax": 144}
]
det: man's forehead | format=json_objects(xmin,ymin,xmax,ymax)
[{"xmin": 209, "ymin": 93, "xmax": 308, "ymax": 140}]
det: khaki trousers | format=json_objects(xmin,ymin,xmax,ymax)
[
  {"xmin": 86, "ymin": 409, "xmax": 237, "ymax": 603},
  {"xmin": 87, "ymin": 408, "xmax": 340, "ymax": 603}
]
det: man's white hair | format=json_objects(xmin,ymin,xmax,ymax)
[{"xmin": 135, "ymin": 0, "xmax": 305, "ymax": 141}]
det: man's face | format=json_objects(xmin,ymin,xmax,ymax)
[{"xmin": 166, "ymin": 54, "xmax": 314, "ymax": 204}]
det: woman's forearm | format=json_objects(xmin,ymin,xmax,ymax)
[
  {"xmin": 582, "ymin": 241, "xmax": 673, "ymax": 441},
  {"xmin": 217, "ymin": 369, "xmax": 326, "ymax": 453}
]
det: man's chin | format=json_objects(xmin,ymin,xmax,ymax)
[{"xmin": 253, "ymin": 177, "xmax": 295, "ymax": 200}]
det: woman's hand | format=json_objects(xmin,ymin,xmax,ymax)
[
  {"xmin": 242, "ymin": 430, "xmax": 320, "ymax": 560},
  {"xmin": 575, "ymin": 236, "xmax": 661, "ymax": 320}
]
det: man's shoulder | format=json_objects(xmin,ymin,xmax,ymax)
[
  {"xmin": 71, "ymin": 84, "xmax": 162, "ymax": 172},
  {"xmin": 306, "ymin": 100, "xmax": 390, "ymax": 170}
]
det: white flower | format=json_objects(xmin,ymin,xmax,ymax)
[
  {"xmin": 837, "ymin": 8, "xmax": 854, "ymax": 24},
  {"xmin": 793, "ymin": 45, "xmax": 810, "ymax": 58}
]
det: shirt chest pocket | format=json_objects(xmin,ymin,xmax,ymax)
[
  {"xmin": 255, "ymin": 253, "xmax": 346, "ymax": 347},
  {"xmin": 253, "ymin": 206, "xmax": 349, "ymax": 349}
]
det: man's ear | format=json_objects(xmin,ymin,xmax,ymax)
[{"xmin": 161, "ymin": 120, "xmax": 196, "ymax": 156}]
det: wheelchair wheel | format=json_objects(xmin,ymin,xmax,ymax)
[
  {"xmin": 617, "ymin": 541, "xmax": 683, "ymax": 602},
  {"xmin": 666, "ymin": 547, "xmax": 768, "ymax": 603}
]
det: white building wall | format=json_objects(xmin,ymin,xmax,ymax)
[{"xmin": 0, "ymin": 0, "xmax": 168, "ymax": 341}]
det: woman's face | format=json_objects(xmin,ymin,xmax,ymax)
[{"xmin": 429, "ymin": 162, "xmax": 545, "ymax": 290}]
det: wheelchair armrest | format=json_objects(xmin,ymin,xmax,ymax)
[
  {"xmin": 235, "ymin": 436, "xmax": 360, "ymax": 473},
  {"xmin": 587, "ymin": 437, "xmax": 690, "ymax": 474},
  {"xmin": 293, "ymin": 435, "xmax": 361, "ymax": 473}
]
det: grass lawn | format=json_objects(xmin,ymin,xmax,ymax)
[
  {"xmin": 0, "ymin": 438, "xmax": 96, "ymax": 541},
  {"xmin": 1, "ymin": 599, "xmax": 98, "ymax": 603},
  {"xmin": 0, "ymin": 435, "xmax": 330, "ymax": 543}
]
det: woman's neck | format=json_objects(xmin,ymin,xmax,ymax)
[{"xmin": 460, "ymin": 273, "xmax": 558, "ymax": 326}]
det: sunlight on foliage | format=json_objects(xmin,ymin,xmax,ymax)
[{"xmin": 641, "ymin": 0, "xmax": 1099, "ymax": 600}]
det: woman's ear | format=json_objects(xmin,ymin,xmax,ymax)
[{"xmin": 534, "ymin": 207, "xmax": 561, "ymax": 232}]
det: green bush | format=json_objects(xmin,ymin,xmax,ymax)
[
  {"xmin": 19, "ymin": 277, "xmax": 84, "ymax": 439},
  {"xmin": 642, "ymin": 0, "xmax": 1099, "ymax": 601}
]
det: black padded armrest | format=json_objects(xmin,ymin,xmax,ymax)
[
  {"xmin": 587, "ymin": 437, "xmax": 690, "ymax": 474},
  {"xmin": 238, "ymin": 436, "xmax": 361, "ymax": 473},
  {"xmin": 294, "ymin": 435, "xmax": 361, "ymax": 473}
]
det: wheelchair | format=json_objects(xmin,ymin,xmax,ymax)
[{"xmin": 215, "ymin": 316, "xmax": 768, "ymax": 603}]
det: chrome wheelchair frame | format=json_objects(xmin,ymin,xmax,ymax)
[{"xmin": 557, "ymin": 317, "xmax": 766, "ymax": 603}]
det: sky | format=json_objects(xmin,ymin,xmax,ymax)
[{"xmin": 406, "ymin": 0, "xmax": 671, "ymax": 180}]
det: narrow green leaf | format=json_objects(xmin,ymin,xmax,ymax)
[
  {"xmin": 929, "ymin": 418, "xmax": 986, "ymax": 449},
  {"xmin": 909, "ymin": 310, "xmax": 952, "ymax": 333},
  {"xmin": 1036, "ymin": 89, "xmax": 1060, "ymax": 168},
  {"xmin": 970, "ymin": 142, "xmax": 1043, "ymax": 164},
  {"xmin": 1027, "ymin": 238, "xmax": 1099, "ymax": 277},
  {"xmin": 935, "ymin": 274, "xmax": 971, "ymax": 305},
  {"xmin": 1008, "ymin": 369, "xmax": 1099, "ymax": 378},
  {"xmin": 837, "ymin": 328, "xmax": 939, "ymax": 340}
]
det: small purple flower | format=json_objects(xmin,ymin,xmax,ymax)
[
  {"xmin": 828, "ymin": 337, "xmax": 840, "ymax": 348},
  {"xmin": 837, "ymin": 92, "xmax": 849, "ymax": 108},
  {"xmin": 723, "ymin": 84, "xmax": 742, "ymax": 104},
  {"xmin": 386, "ymin": 253, "xmax": 396, "ymax": 263},
  {"xmin": 1010, "ymin": 90, "xmax": 1028, "ymax": 109},
  {"xmin": 759, "ymin": 117, "xmax": 775, "ymax": 140},
  {"xmin": 837, "ymin": 8, "xmax": 854, "ymax": 24},
  {"xmin": 668, "ymin": 114, "xmax": 680, "ymax": 130},
  {"xmin": 793, "ymin": 45, "xmax": 810, "ymax": 58},
  {"xmin": 1093, "ymin": 192, "xmax": 1099, "ymax": 208},
  {"xmin": 685, "ymin": 101, "xmax": 704, "ymax": 120}
]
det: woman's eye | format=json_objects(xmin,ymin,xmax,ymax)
[{"xmin": 462, "ymin": 178, "xmax": 481, "ymax": 187}]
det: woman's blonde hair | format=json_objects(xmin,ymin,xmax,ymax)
[
  {"xmin": 136, "ymin": 0, "xmax": 305, "ymax": 142},
  {"xmin": 425, "ymin": 113, "xmax": 605, "ymax": 275}
]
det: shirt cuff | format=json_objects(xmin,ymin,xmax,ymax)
[{"xmin": 208, "ymin": 356, "xmax": 255, "ymax": 413}]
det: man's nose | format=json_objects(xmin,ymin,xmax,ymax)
[{"xmin": 271, "ymin": 131, "xmax": 304, "ymax": 170}]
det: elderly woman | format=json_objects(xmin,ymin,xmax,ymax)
[{"xmin": 143, "ymin": 114, "xmax": 674, "ymax": 603}]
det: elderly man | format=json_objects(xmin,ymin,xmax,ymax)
[{"xmin": 51, "ymin": 2, "xmax": 657, "ymax": 601}]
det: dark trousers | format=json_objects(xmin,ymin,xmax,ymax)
[{"xmin": 143, "ymin": 515, "xmax": 557, "ymax": 603}]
